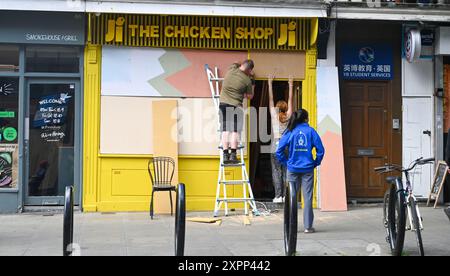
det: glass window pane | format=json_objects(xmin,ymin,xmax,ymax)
[
  {"xmin": 0, "ymin": 77, "xmax": 19, "ymax": 189},
  {"xmin": 28, "ymin": 83, "xmax": 75, "ymax": 196},
  {"xmin": 26, "ymin": 46, "xmax": 80, "ymax": 73},
  {"xmin": 0, "ymin": 45, "xmax": 19, "ymax": 72}
]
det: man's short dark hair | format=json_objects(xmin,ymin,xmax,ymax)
[{"xmin": 242, "ymin": 59, "xmax": 254, "ymax": 70}]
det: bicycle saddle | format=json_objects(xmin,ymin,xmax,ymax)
[{"xmin": 385, "ymin": 176, "xmax": 400, "ymax": 184}]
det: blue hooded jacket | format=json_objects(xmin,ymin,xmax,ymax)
[{"xmin": 276, "ymin": 123, "xmax": 325, "ymax": 174}]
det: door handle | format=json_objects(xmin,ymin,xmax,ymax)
[{"xmin": 423, "ymin": 130, "xmax": 431, "ymax": 137}]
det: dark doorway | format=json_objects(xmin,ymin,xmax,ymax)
[{"xmin": 250, "ymin": 80, "xmax": 301, "ymax": 201}]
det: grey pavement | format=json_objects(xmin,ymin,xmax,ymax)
[{"xmin": 0, "ymin": 206, "xmax": 449, "ymax": 256}]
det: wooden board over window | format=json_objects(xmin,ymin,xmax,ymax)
[
  {"xmin": 100, "ymin": 96, "xmax": 154, "ymax": 155},
  {"xmin": 250, "ymin": 51, "xmax": 306, "ymax": 80}
]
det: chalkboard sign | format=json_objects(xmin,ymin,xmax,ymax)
[{"xmin": 427, "ymin": 161, "xmax": 449, "ymax": 209}]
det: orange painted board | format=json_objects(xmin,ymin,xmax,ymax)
[
  {"xmin": 319, "ymin": 131, "xmax": 348, "ymax": 212},
  {"xmin": 152, "ymin": 100, "xmax": 179, "ymax": 214},
  {"xmin": 249, "ymin": 50, "xmax": 306, "ymax": 80}
]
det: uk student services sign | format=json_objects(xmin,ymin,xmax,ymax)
[{"xmin": 341, "ymin": 44, "xmax": 393, "ymax": 81}]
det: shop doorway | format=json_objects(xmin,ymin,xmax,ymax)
[
  {"xmin": 342, "ymin": 81, "xmax": 392, "ymax": 198},
  {"xmin": 24, "ymin": 79, "xmax": 81, "ymax": 206},
  {"xmin": 250, "ymin": 80, "xmax": 301, "ymax": 201}
]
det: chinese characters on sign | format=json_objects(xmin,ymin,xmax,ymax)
[{"xmin": 341, "ymin": 45, "xmax": 393, "ymax": 81}]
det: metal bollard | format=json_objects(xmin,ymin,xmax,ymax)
[
  {"xmin": 63, "ymin": 186, "xmax": 74, "ymax": 256},
  {"xmin": 284, "ymin": 182, "xmax": 298, "ymax": 256},
  {"xmin": 175, "ymin": 183, "xmax": 186, "ymax": 256}
]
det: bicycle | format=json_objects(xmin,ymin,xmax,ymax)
[{"xmin": 375, "ymin": 157, "xmax": 434, "ymax": 256}]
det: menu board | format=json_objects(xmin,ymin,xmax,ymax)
[
  {"xmin": 33, "ymin": 93, "xmax": 71, "ymax": 143},
  {"xmin": 0, "ymin": 144, "xmax": 18, "ymax": 189},
  {"xmin": 427, "ymin": 161, "xmax": 449, "ymax": 208}
]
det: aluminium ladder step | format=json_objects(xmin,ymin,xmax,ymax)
[
  {"xmin": 219, "ymin": 180, "xmax": 250, "ymax": 185},
  {"xmin": 221, "ymin": 163, "xmax": 245, "ymax": 167},
  {"xmin": 217, "ymin": 198, "xmax": 254, "ymax": 202}
]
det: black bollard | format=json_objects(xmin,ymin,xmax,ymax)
[
  {"xmin": 445, "ymin": 207, "xmax": 450, "ymax": 222},
  {"xmin": 175, "ymin": 183, "xmax": 186, "ymax": 256},
  {"xmin": 63, "ymin": 186, "xmax": 74, "ymax": 256},
  {"xmin": 284, "ymin": 182, "xmax": 298, "ymax": 256}
]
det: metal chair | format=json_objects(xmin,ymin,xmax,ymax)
[{"xmin": 148, "ymin": 157, "xmax": 177, "ymax": 220}]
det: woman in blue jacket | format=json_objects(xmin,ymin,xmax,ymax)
[{"xmin": 276, "ymin": 109, "xmax": 325, "ymax": 233}]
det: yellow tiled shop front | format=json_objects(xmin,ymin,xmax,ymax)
[{"xmin": 82, "ymin": 13, "xmax": 319, "ymax": 212}]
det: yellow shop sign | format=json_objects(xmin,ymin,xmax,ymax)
[{"xmin": 89, "ymin": 14, "xmax": 316, "ymax": 51}]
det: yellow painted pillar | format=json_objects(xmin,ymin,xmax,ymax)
[
  {"xmin": 82, "ymin": 44, "xmax": 102, "ymax": 212},
  {"xmin": 303, "ymin": 49, "xmax": 318, "ymax": 208}
]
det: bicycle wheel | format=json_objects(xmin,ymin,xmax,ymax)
[
  {"xmin": 175, "ymin": 183, "xmax": 186, "ymax": 256},
  {"xmin": 284, "ymin": 182, "xmax": 298, "ymax": 256},
  {"xmin": 409, "ymin": 197, "xmax": 425, "ymax": 256},
  {"xmin": 387, "ymin": 184, "xmax": 406, "ymax": 256},
  {"xmin": 383, "ymin": 190, "xmax": 390, "ymax": 239}
]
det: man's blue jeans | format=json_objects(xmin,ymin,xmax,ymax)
[{"xmin": 287, "ymin": 171, "xmax": 314, "ymax": 230}]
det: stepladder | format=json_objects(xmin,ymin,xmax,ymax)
[
  {"xmin": 214, "ymin": 145, "xmax": 260, "ymax": 217},
  {"xmin": 204, "ymin": 64, "xmax": 259, "ymax": 217}
]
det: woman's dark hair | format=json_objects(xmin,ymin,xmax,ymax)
[{"xmin": 286, "ymin": 108, "xmax": 309, "ymax": 132}]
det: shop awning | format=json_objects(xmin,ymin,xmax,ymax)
[{"xmin": 0, "ymin": 0, "xmax": 327, "ymax": 18}]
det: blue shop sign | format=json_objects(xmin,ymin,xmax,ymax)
[{"xmin": 341, "ymin": 44, "xmax": 393, "ymax": 80}]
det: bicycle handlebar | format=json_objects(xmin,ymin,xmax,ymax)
[
  {"xmin": 374, "ymin": 157, "xmax": 435, "ymax": 174},
  {"xmin": 419, "ymin": 158, "xmax": 435, "ymax": 164}
]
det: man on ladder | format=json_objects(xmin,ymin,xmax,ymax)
[
  {"xmin": 219, "ymin": 60, "xmax": 256, "ymax": 164},
  {"xmin": 205, "ymin": 60, "xmax": 259, "ymax": 217}
]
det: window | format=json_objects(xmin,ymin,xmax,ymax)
[
  {"xmin": 0, "ymin": 77, "xmax": 19, "ymax": 189},
  {"xmin": 0, "ymin": 45, "xmax": 19, "ymax": 72},
  {"xmin": 26, "ymin": 46, "xmax": 80, "ymax": 73}
]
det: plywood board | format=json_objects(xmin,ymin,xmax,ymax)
[
  {"xmin": 250, "ymin": 50, "xmax": 306, "ymax": 80},
  {"xmin": 317, "ymin": 67, "xmax": 348, "ymax": 212},
  {"xmin": 100, "ymin": 96, "xmax": 153, "ymax": 155},
  {"xmin": 102, "ymin": 46, "xmax": 248, "ymax": 97},
  {"xmin": 187, "ymin": 217, "xmax": 222, "ymax": 224},
  {"xmin": 152, "ymin": 100, "xmax": 178, "ymax": 214},
  {"xmin": 100, "ymin": 97, "xmax": 247, "ymax": 156},
  {"xmin": 178, "ymin": 98, "xmax": 220, "ymax": 156}
]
